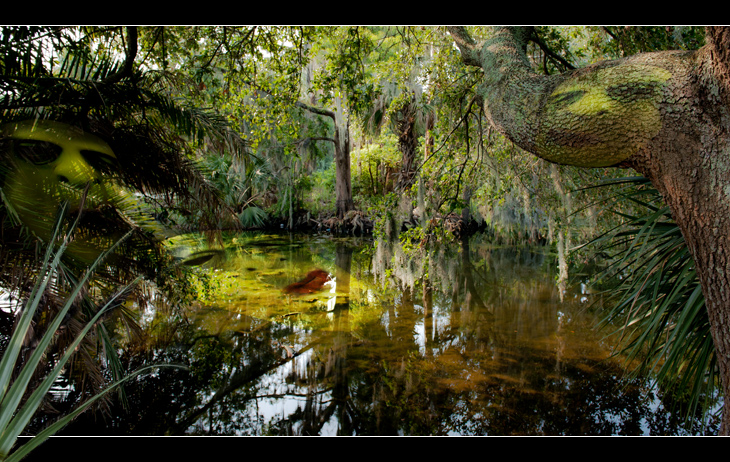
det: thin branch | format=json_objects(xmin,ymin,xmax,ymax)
[
  {"xmin": 417, "ymin": 94, "xmax": 478, "ymax": 174},
  {"xmin": 529, "ymin": 30, "xmax": 575, "ymax": 72}
]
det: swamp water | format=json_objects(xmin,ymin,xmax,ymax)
[{"xmin": 60, "ymin": 232, "xmax": 707, "ymax": 436}]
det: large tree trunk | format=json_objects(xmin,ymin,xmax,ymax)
[{"xmin": 448, "ymin": 26, "xmax": 730, "ymax": 434}]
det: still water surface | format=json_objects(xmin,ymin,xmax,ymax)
[{"xmin": 62, "ymin": 232, "xmax": 706, "ymax": 435}]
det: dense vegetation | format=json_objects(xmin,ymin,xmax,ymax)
[{"xmin": 0, "ymin": 26, "xmax": 721, "ymax": 450}]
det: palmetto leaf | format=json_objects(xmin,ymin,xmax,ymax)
[
  {"xmin": 0, "ymin": 27, "xmax": 221, "ymax": 437},
  {"xmin": 3, "ymin": 364, "xmax": 164, "ymax": 462},
  {"xmin": 239, "ymin": 205, "xmax": 268, "ymax": 228},
  {"xmin": 0, "ymin": 204, "xmax": 184, "ymax": 461},
  {"xmin": 585, "ymin": 176, "xmax": 718, "ymax": 426}
]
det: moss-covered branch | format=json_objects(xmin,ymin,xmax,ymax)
[{"xmin": 447, "ymin": 26, "xmax": 681, "ymax": 168}]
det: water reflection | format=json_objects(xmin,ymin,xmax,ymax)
[{"xmin": 60, "ymin": 232, "xmax": 712, "ymax": 436}]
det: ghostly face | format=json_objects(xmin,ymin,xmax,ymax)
[{"xmin": 1, "ymin": 120, "xmax": 125, "ymax": 262}]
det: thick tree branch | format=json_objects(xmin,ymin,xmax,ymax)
[
  {"xmin": 447, "ymin": 26, "xmax": 697, "ymax": 168},
  {"xmin": 448, "ymin": 26, "xmax": 555, "ymax": 161},
  {"xmin": 294, "ymin": 100, "xmax": 335, "ymax": 121},
  {"xmin": 446, "ymin": 26, "xmax": 480, "ymax": 66}
]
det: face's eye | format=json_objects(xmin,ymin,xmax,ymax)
[
  {"xmin": 11, "ymin": 139, "xmax": 63, "ymax": 165},
  {"xmin": 81, "ymin": 150, "xmax": 119, "ymax": 174}
]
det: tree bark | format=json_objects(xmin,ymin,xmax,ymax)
[
  {"xmin": 448, "ymin": 26, "xmax": 730, "ymax": 434},
  {"xmin": 394, "ymin": 93, "xmax": 419, "ymax": 192},
  {"xmin": 334, "ymin": 116, "xmax": 354, "ymax": 218},
  {"xmin": 295, "ymin": 101, "xmax": 354, "ymax": 218}
]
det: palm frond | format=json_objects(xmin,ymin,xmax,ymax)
[
  {"xmin": 587, "ymin": 176, "xmax": 719, "ymax": 427},
  {"xmin": 0, "ymin": 205, "xmax": 185, "ymax": 460},
  {"xmin": 239, "ymin": 206, "xmax": 268, "ymax": 229},
  {"xmin": 1, "ymin": 27, "xmax": 248, "ymax": 231},
  {"xmin": 0, "ymin": 27, "xmax": 230, "ymax": 412}
]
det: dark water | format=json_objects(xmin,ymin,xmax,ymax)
[{"xmin": 57, "ymin": 232, "xmax": 712, "ymax": 436}]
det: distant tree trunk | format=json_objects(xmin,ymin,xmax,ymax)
[
  {"xmin": 448, "ymin": 25, "xmax": 730, "ymax": 434},
  {"xmin": 461, "ymin": 184, "xmax": 472, "ymax": 224},
  {"xmin": 395, "ymin": 93, "xmax": 419, "ymax": 191},
  {"xmin": 334, "ymin": 115, "xmax": 354, "ymax": 218},
  {"xmin": 295, "ymin": 101, "xmax": 354, "ymax": 219}
]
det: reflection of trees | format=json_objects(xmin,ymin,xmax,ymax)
[
  {"xmin": 288, "ymin": 241, "xmax": 355, "ymax": 435},
  {"xmin": 365, "ymin": 234, "xmax": 702, "ymax": 435},
  {"xmin": 56, "ymin": 311, "xmax": 295, "ymax": 435},
  {"xmin": 331, "ymin": 242, "xmax": 353, "ymax": 434},
  {"xmin": 177, "ymin": 240, "xmax": 361, "ymax": 436},
  {"xmin": 59, "ymin": 234, "xmax": 714, "ymax": 435}
]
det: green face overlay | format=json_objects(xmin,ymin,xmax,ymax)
[{"xmin": 1, "ymin": 120, "xmax": 125, "ymax": 262}]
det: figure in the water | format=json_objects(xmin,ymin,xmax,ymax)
[{"xmin": 283, "ymin": 269, "xmax": 332, "ymax": 295}]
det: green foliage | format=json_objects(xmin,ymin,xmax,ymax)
[
  {"xmin": 0, "ymin": 206, "xmax": 182, "ymax": 461},
  {"xmin": 305, "ymin": 161, "xmax": 336, "ymax": 215},
  {"xmin": 367, "ymin": 192, "xmax": 400, "ymax": 240},
  {"xmin": 593, "ymin": 26, "xmax": 705, "ymax": 58},
  {"xmin": 587, "ymin": 177, "xmax": 718, "ymax": 429},
  {"xmin": 263, "ymin": 165, "xmax": 313, "ymax": 225},
  {"xmin": 529, "ymin": 26, "xmax": 584, "ymax": 73},
  {"xmin": 196, "ymin": 152, "xmax": 263, "ymax": 228},
  {"xmin": 311, "ymin": 27, "xmax": 380, "ymax": 116},
  {"xmin": 238, "ymin": 206, "xmax": 268, "ymax": 229},
  {"xmin": 399, "ymin": 226, "xmax": 427, "ymax": 255},
  {"xmin": 351, "ymin": 134, "xmax": 400, "ymax": 199}
]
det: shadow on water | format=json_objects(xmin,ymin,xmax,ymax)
[{"xmin": 58, "ymin": 232, "xmax": 714, "ymax": 436}]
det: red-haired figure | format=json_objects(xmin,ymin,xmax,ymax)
[{"xmin": 283, "ymin": 269, "xmax": 332, "ymax": 295}]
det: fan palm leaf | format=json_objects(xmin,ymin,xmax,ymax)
[
  {"xmin": 0, "ymin": 205, "xmax": 183, "ymax": 461},
  {"xmin": 584, "ymin": 176, "xmax": 718, "ymax": 426}
]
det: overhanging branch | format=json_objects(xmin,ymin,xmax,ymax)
[{"xmin": 102, "ymin": 27, "xmax": 138, "ymax": 84}]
